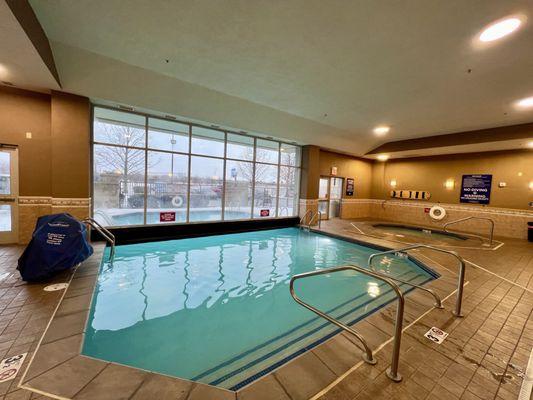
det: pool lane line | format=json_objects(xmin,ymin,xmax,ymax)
[
  {"xmin": 17, "ymin": 263, "xmax": 81, "ymax": 400},
  {"xmin": 463, "ymin": 259, "xmax": 533, "ymax": 294},
  {"xmin": 308, "ymin": 282, "xmax": 470, "ymax": 400}
]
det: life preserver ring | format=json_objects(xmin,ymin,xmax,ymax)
[
  {"xmin": 429, "ymin": 206, "xmax": 446, "ymax": 220},
  {"xmin": 171, "ymin": 195, "xmax": 184, "ymax": 208}
]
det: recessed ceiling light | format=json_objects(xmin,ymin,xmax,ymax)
[
  {"xmin": 376, "ymin": 154, "xmax": 389, "ymax": 162},
  {"xmin": 373, "ymin": 126, "xmax": 390, "ymax": 136},
  {"xmin": 515, "ymin": 96, "xmax": 533, "ymax": 109},
  {"xmin": 478, "ymin": 17, "xmax": 523, "ymax": 42}
]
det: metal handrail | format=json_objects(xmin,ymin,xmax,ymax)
[
  {"xmin": 443, "ymin": 216, "xmax": 494, "ymax": 246},
  {"xmin": 368, "ymin": 244, "xmax": 466, "ymax": 317},
  {"xmin": 290, "ymin": 265, "xmax": 405, "ymax": 382},
  {"xmin": 83, "ymin": 218, "xmax": 116, "ymax": 261},
  {"xmin": 299, "ymin": 210, "xmax": 313, "ymax": 228},
  {"xmin": 308, "ymin": 211, "xmax": 323, "ymax": 229}
]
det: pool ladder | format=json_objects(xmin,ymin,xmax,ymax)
[
  {"xmin": 289, "ymin": 244, "xmax": 466, "ymax": 382},
  {"xmin": 83, "ymin": 218, "xmax": 116, "ymax": 261},
  {"xmin": 443, "ymin": 216, "xmax": 495, "ymax": 246},
  {"xmin": 299, "ymin": 210, "xmax": 322, "ymax": 230}
]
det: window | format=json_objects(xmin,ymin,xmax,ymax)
[
  {"xmin": 189, "ymin": 156, "xmax": 224, "ymax": 221},
  {"xmin": 148, "ymin": 118, "xmax": 189, "ymax": 153},
  {"xmin": 225, "ymin": 159, "xmax": 253, "ymax": 219},
  {"xmin": 92, "ymin": 106, "xmax": 301, "ymax": 226},
  {"xmin": 253, "ymin": 164, "xmax": 278, "ymax": 218}
]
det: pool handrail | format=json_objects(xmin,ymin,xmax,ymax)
[
  {"xmin": 443, "ymin": 216, "xmax": 494, "ymax": 246},
  {"xmin": 368, "ymin": 244, "xmax": 466, "ymax": 317},
  {"xmin": 299, "ymin": 209, "xmax": 314, "ymax": 228},
  {"xmin": 290, "ymin": 264, "xmax": 406, "ymax": 382},
  {"xmin": 83, "ymin": 218, "xmax": 116, "ymax": 261},
  {"xmin": 308, "ymin": 211, "xmax": 322, "ymax": 229}
]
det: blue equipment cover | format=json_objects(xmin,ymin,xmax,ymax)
[{"xmin": 17, "ymin": 213, "xmax": 93, "ymax": 282}]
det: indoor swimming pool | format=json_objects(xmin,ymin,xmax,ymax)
[{"xmin": 82, "ymin": 228, "xmax": 438, "ymax": 390}]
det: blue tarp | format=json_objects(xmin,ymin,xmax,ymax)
[{"xmin": 17, "ymin": 213, "xmax": 93, "ymax": 282}]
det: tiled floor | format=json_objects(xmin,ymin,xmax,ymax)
[{"xmin": 0, "ymin": 219, "xmax": 532, "ymax": 399}]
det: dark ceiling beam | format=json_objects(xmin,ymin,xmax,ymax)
[
  {"xmin": 366, "ymin": 122, "xmax": 533, "ymax": 155},
  {"xmin": 5, "ymin": 0, "xmax": 61, "ymax": 87}
]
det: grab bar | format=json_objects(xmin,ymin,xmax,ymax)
[
  {"xmin": 368, "ymin": 244, "xmax": 466, "ymax": 317},
  {"xmin": 299, "ymin": 209, "xmax": 313, "ymax": 228},
  {"xmin": 290, "ymin": 265, "xmax": 405, "ymax": 382},
  {"xmin": 308, "ymin": 211, "xmax": 323, "ymax": 229},
  {"xmin": 83, "ymin": 218, "xmax": 115, "ymax": 261},
  {"xmin": 443, "ymin": 216, "xmax": 494, "ymax": 246}
]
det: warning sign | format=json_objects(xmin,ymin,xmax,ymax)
[
  {"xmin": 0, "ymin": 353, "xmax": 27, "ymax": 383},
  {"xmin": 159, "ymin": 212, "xmax": 176, "ymax": 222},
  {"xmin": 424, "ymin": 327, "xmax": 448, "ymax": 344}
]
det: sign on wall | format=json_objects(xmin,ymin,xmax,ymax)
[
  {"xmin": 159, "ymin": 211, "xmax": 176, "ymax": 222},
  {"xmin": 260, "ymin": 209, "xmax": 270, "ymax": 217},
  {"xmin": 460, "ymin": 174, "xmax": 492, "ymax": 205},
  {"xmin": 346, "ymin": 178, "xmax": 354, "ymax": 196},
  {"xmin": 331, "ymin": 167, "xmax": 337, "ymax": 176}
]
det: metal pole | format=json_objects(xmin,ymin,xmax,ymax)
[{"xmin": 454, "ymin": 259, "xmax": 466, "ymax": 317}]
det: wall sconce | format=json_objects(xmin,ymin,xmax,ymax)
[
  {"xmin": 444, "ymin": 179, "xmax": 455, "ymax": 190},
  {"xmin": 529, "ymin": 181, "xmax": 533, "ymax": 190},
  {"xmin": 390, "ymin": 179, "xmax": 397, "ymax": 188}
]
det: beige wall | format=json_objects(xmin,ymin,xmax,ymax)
[
  {"xmin": 371, "ymin": 150, "xmax": 533, "ymax": 210},
  {"xmin": 0, "ymin": 86, "xmax": 52, "ymax": 196},
  {"xmin": 319, "ymin": 150, "xmax": 373, "ymax": 199},
  {"xmin": 0, "ymin": 86, "xmax": 91, "ymax": 243}
]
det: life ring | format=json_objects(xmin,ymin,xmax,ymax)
[
  {"xmin": 171, "ymin": 195, "xmax": 184, "ymax": 208},
  {"xmin": 429, "ymin": 205, "xmax": 446, "ymax": 220}
]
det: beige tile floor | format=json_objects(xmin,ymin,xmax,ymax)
[{"xmin": 0, "ymin": 219, "xmax": 531, "ymax": 399}]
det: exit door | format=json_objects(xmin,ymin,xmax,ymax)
[
  {"xmin": 0, "ymin": 147, "xmax": 18, "ymax": 244},
  {"xmin": 317, "ymin": 176, "xmax": 344, "ymax": 220}
]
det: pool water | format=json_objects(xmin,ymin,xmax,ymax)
[{"xmin": 82, "ymin": 228, "xmax": 437, "ymax": 390}]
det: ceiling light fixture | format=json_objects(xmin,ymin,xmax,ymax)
[
  {"xmin": 527, "ymin": 140, "xmax": 533, "ymax": 148},
  {"xmin": 373, "ymin": 125, "xmax": 390, "ymax": 136},
  {"xmin": 478, "ymin": 17, "xmax": 523, "ymax": 42},
  {"xmin": 515, "ymin": 97, "xmax": 533, "ymax": 109},
  {"xmin": 376, "ymin": 154, "xmax": 389, "ymax": 162}
]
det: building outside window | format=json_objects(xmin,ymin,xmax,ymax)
[{"xmin": 92, "ymin": 107, "xmax": 301, "ymax": 226}]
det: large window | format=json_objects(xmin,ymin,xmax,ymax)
[{"xmin": 92, "ymin": 107, "xmax": 301, "ymax": 226}]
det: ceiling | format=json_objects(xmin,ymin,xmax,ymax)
[
  {"xmin": 0, "ymin": 1, "xmax": 59, "ymax": 92},
  {"xmin": 8, "ymin": 1, "xmax": 533, "ymax": 155}
]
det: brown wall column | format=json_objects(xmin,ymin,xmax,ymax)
[
  {"xmin": 51, "ymin": 91, "xmax": 91, "ymax": 198},
  {"xmin": 299, "ymin": 145, "xmax": 320, "ymax": 199}
]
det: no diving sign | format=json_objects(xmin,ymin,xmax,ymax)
[
  {"xmin": 0, "ymin": 353, "xmax": 27, "ymax": 383},
  {"xmin": 424, "ymin": 327, "xmax": 448, "ymax": 344}
]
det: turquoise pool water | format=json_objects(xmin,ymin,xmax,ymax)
[{"xmin": 82, "ymin": 228, "xmax": 437, "ymax": 390}]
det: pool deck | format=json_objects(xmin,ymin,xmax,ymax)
[{"xmin": 0, "ymin": 218, "xmax": 531, "ymax": 399}]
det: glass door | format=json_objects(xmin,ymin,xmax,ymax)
[
  {"xmin": 0, "ymin": 148, "xmax": 18, "ymax": 243},
  {"xmin": 328, "ymin": 177, "xmax": 344, "ymax": 219},
  {"xmin": 318, "ymin": 177, "xmax": 329, "ymax": 219}
]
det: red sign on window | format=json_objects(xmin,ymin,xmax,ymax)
[
  {"xmin": 424, "ymin": 207, "xmax": 430, "ymax": 213},
  {"xmin": 260, "ymin": 209, "xmax": 270, "ymax": 217},
  {"xmin": 159, "ymin": 212, "xmax": 176, "ymax": 222}
]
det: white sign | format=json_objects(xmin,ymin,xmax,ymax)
[
  {"xmin": 0, "ymin": 353, "xmax": 27, "ymax": 383},
  {"xmin": 424, "ymin": 327, "xmax": 448, "ymax": 344},
  {"xmin": 44, "ymin": 283, "xmax": 69, "ymax": 292}
]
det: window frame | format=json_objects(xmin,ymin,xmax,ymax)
[{"xmin": 91, "ymin": 105, "xmax": 301, "ymax": 227}]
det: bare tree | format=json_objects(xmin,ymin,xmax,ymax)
[{"xmin": 94, "ymin": 121, "xmax": 146, "ymax": 177}]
